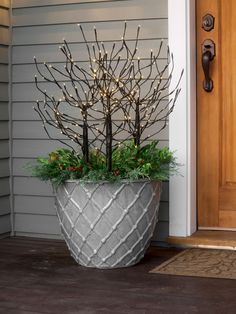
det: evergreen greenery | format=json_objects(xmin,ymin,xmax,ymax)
[{"xmin": 30, "ymin": 141, "xmax": 178, "ymax": 187}]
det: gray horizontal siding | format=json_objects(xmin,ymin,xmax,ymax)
[
  {"xmin": 12, "ymin": 19, "xmax": 167, "ymax": 46},
  {"xmin": 13, "ymin": 177, "xmax": 53, "ymax": 196},
  {"xmin": 12, "ymin": 40, "xmax": 168, "ymax": 65},
  {"xmin": 0, "ymin": 2, "xmax": 10, "ymax": 236},
  {"xmin": 0, "ymin": 65, "xmax": 8, "ymax": 82},
  {"xmin": 0, "ymin": 140, "xmax": 9, "ymax": 158},
  {"xmin": 12, "ymin": 0, "xmax": 169, "ymax": 243},
  {"xmin": 12, "ymin": 121, "xmax": 169, "ymax": 141},
  {"xmin": 14, "ymin": 195, "xmax": 56, "ymax": 215},
  {"xmin": 12, "ymin": 59, "xmax": 168, "ymax": 82},
  {"xmin": 14, "ymin": 213, "xmax": 61, "ymax": 235},
  {"xmin": 12, "ymin": 0, "xmax": 167, "ymax": 27},
  {"xmin": 0, "ymin": 83, "xmax": 8, "ymax": 101},
  {"xmin": 12, "ymin": 139, "xmax": 76, "ymax": 158},
  {"xmin": 0, "ymin": 121, "xmax": 9, "ymax": 139},
  {"xmin": 13, "ymin": 0, "xmax": 127, "ymax": 9},
  {"xmin": 0, "ymin": 177, "xmax": 10, "ymax": 196},
  {"xmin": 12, "ymin": 100, "xmax": 169, "ymax": 120},
  {"xmin": 0, "ymin": 158, "xmax": 9, "ymax": 177},
  {"xmin": 0, "ymin": 214, "xmax": 11, "ymax": 234},
  {"xmin": 0, "ymin": 102, "xmax": 8, "ymax": 120},
  {"xmin": 13, "ymin": 232, "xmax": 62, "ymax": 239},
  {"xmin": 0, "ymin": 195, "xmax": 10, "ymax": 215},
  {"xmin": 12, "ymin": 139, "xmax": 169, "ymax": 159}
]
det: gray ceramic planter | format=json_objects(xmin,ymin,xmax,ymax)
[{"xmin": 55, "ymin": 179, "xmax": 162, "ymax": 269}]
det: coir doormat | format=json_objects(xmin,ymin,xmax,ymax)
[{"xmin": 150, "ymin": 248, "xmax": 236, "ymax": 280}]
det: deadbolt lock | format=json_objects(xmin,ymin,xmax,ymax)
[{"xmin": 202, "ymin": 14, "xmax": 215, "ymax": 32}]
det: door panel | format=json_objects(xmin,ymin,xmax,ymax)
[{"xmin": 197, "ymin": 0, "xmax": 236, "ymax": 229}]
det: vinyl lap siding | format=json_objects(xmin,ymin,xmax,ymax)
[
  {"xmin": 0, "ymin": 0, "xmax": 10, "ymax": 236},
  {"xmin": 11, "ymin": 0, "xmax": 169, "ymax": 243}
]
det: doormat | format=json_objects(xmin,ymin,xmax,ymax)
[{"xmin": 150, "ymin": 248, "xmax": 236, "ymax": 280}]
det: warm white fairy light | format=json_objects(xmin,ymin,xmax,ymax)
[{"xmin": 33, "ymin": 23, "xmax": 175, "ymax": 168}]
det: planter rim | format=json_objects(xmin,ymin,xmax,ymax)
[{"xmin": 63, "ymin": 179, "xmax": 162, "ymax": 184}]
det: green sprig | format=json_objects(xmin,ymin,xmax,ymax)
[{"xmin": 28, "ymin": 141, "xmax": 179, "ymax": 187}]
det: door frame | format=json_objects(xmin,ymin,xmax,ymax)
[{"xmin": 168, "ymin": 0, "xmax": 196, "ymax": 237}]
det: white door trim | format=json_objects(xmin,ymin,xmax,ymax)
[{"xmin": 168, "ymin": 0, "xmax": 196, "ymax": 236}]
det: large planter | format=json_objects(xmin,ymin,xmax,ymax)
[{"xmin": 55, "ymin": 179, "xmax": 162, "ymax": 269}]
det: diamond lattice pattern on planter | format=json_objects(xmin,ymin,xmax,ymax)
[{"xmin": 55, "ymin": 180, "xmax": 161, "ymax": 268}]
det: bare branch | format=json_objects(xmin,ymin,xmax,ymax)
[{"xmin": 34, "ymin": 23, "xmax": 182, "ymax": 172}]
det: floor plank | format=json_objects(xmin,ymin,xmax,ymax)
[{"xmin": 0, "ymin": 237, "xmax": 236, "ymax": 314}]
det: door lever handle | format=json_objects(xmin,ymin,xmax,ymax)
[{"xmin": 201, "ymin": 39, "xmax": 215, "ymax": 92}]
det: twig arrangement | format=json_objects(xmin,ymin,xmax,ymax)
[{"xmin": 34, "ymin": 22, "xmax": 183, "ymax": 172}]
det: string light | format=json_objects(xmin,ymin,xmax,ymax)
[{"xmin": 34, "ymin": 23, "xmax": 176, "ymax": 165}]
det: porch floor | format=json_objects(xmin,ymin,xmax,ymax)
[{"xmin": 1, "ymin": 237, "xmax": 236, "ymax": 314}]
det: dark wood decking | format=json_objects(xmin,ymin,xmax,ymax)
[{"xmin": 1, "ymin": 237, "xmax": 236, "ymax": 314}]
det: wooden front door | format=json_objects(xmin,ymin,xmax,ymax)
[{"xmin": 197, "ymin": 0, "xmax": 236, "ymax": 230}]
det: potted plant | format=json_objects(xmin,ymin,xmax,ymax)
[{"xmin": 30, "ymin": 23, "xmax": 182, "ymax": 268}]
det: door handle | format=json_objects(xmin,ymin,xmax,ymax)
[{"xmin": 201, "ymin": 39, "xmax": 215, "ymax": 92}]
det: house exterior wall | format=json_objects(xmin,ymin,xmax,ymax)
[
  {"xmin": 0, "ymin": 0, "xmax": 11, "ymax": 236},
  {"xmin": 11, "ymin": 0, "xmax": 170, "ymax": 243}
]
